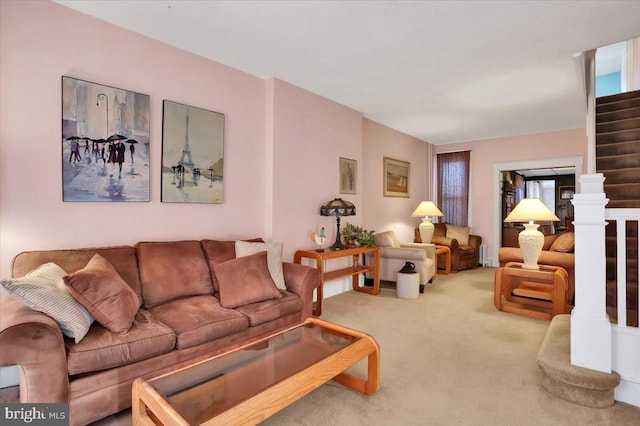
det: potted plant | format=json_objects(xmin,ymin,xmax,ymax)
[
  {"xmin": 341, "ymin": 222, "xmax": 360, "ymax": 247},
  {"xmin": 356, "ymin": 228, "xmax": 376, "ymax": 247}
]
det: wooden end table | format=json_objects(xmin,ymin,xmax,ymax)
[
  {"xmin": 294, "ymin": 246, "xmax": 380, "ymax": 316},
  {"xmin": 132, "ymin": 318, "xmax": 380, "ymax": 425},
  {"xmin": 434, "ymin": 245, "xmax": 451, "ymax": 275},
  {"xmin": 494, "ymin": 262, "xmax": 569, "ymax": 320}
]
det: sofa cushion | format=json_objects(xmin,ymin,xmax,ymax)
[
  {"xmin": 137, "ymin": 241, "xmax": 213, "ymax": 308},
  {"xmin": 446, "ymin": 225, "xmax": 470, "ymax": 245},
  {"xmin": 213, "ymin": 251, "xmax": 283, "ymax": 309},
  {"xmin": 235, "ymin": 241, "xmax": 286, "ymax": 290},
  {"xmin": 374, "ymin": 231, "xmax": 400, "ymax": 248},
  {"xmin": 148, "ymin": 295, "xmax": 248, "ymax": 350},
  {"xmin": 458, "ymin": 245, "xmax": 476, "ymax": 255},
  {"xmin": 549, "ymin": 232, "xmax": 575, "ymax": 253},
  {"xmin": 201, "ymin": 238, "xmax": 264, "ymax": 293},
  {"xmin": 66, "ymin": 309, "xmax": 175, "ymax": 375},
  {"xmin": 64, "ymin": 254, "xmax": 140, "ymax": 333},
  {"xmin": 12, "ymin": 246, "xmax": 142, "ymax": 302},
  {"xmin": 1, "ymin": 262, "xmax": 94, "ymax": 343},
  {"xmin": 434, "ymin": 222, "xmax": 447, "ymax": 238},
  {"xmin": 235, "ymin": 290, "xmax": 302, "ymax": 326}
]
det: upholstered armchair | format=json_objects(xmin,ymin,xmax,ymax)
[
  {"xmin": 364, "ymin": 230, "xmax": 436, "ymax": 292},
  {"xmin": 415, "ymin": 223, "xmax": 482, "ymax": 272}
]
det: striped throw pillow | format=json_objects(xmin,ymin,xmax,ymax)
[{"xmin": 1, "ymin": 263, "xmax": 94, "ymax": 343}]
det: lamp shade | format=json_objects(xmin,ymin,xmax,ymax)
[
  {"xmin": 411, "ymin": 201, "xmax": 443, "ymax": 218},
  {"xmin": 320, "ymin": 198, "xmax": 356, "ymax": 217},
  {"xmin": 504, "ymin": 198, "xmax": 559, "ymax": 270},
  {"xmin": 320, "ymin": 198, "xmax": 355, "ymax": 250},
  {"xmin": 504, "ymin": 198, "xmax": 559, "ymax": 223}
]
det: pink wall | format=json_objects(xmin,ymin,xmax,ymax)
[
  {"xmin": 0, "ymin": 1, "xmax": 269, "ymax": 276},
  {"xmin": 362, "ymin": 119, "xmax": 433, "ymax": 242},
  {"xmin": 434, "ymin": 128, "xmax": 587, "ymax": 262},
  {"xmin": 268, "ymin": 79, "xmax": 364, "ymax": 262}
]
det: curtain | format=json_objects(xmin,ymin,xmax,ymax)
[{"xmin": 437, "ymin": 151, "xmax": 470, "ymax": 226}]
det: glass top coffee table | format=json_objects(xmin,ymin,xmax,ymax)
[{"xmin": 132, "ymin": 318, "xmax": 380, "ymax": 425}]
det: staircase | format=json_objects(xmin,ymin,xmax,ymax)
[{"xmin": 596, "ymin": 89, "xmax": 640, "ymax": 327}]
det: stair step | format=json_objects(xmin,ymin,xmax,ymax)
[
  {"xmin": 596, "ymin": 140, "xmax": 640, "ymax": 157},
  {"xmin": 599, "ymin": 167, "xmax": 640, "ymax": 184},
  {"xmin": 536, "ymin": 315, "xmax": 620, "ymax": 408},
  {"xmin": 596, "ymin": 106, "xmax": 640, "ymax": 123},
  {"xmin": 596, "ymin": 97, "xmax": 640, "ymax": 113},
  {"xmin": 595, "ymin": 128, "xmax": 640, "ymax": 144},
  {"xmin": 605, "ymin": 199, "xmax": 640, "ymax": 208},
  {"xmin": 596, "ymin": 89, "xmax": 640, "ymax": 105},
  {"xmin": 596, "ymin": 117, "xmax": 640, "ymax": 133},
  {"xmin": 596, "ymin": 152, "xmax": 640, "ymax": 170},
  {"xmin": 604, "ymin": 182, "xmax": 640, "ymax": 200}
]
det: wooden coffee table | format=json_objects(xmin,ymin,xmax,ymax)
[{"xmin": 132, "ymin": 318, "xmax": 380, "ymax": 425}]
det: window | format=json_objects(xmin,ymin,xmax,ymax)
[{"xmin": 436, "ymin": 151, "xmax": 471, "ymax": 226}]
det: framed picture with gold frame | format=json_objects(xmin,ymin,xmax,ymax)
[
  {"xmin": 383, "ymin": 157, "xmax": 410, "ymax": 197},
  {"xmin": 339, "ymin": 157, "xmax": 357, "ymax": 194}
]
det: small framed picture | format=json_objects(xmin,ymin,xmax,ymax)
[
  {"xmin": 383, "ymin": 157, "xmax": 410, "ymax": 197},
  {"xmin": 559, "ymin": 186, "xmax": 575, "ymax": 200},
  {"xmin": 339, "ymin": 157, "xmax": 357, "ymax": 194}
]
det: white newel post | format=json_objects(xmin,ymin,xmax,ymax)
[{"xmin": 571, "ymin": 173, "xmax": 612, "ymax": 373}]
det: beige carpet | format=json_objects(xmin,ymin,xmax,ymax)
[
  {"xmin": 261, "ymin": 268, "xmax": 639, "ymax": 426},
  {"xmin": 7, "ymin": 268, "xmax": 639, "ymax": 425}
]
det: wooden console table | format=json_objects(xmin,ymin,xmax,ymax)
[
  {"xmin": 494, "ymin": 262, "xmax": 568, "ymax": 320},
  {"xmin": 294, "ymin": 246, "xmax": 380, "ymax": 316}
]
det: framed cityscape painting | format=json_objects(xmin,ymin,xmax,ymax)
[
  {"xmin": 161, "ymin": 100, "xmax": 225, "ymax": 203},
  {"xmin": 61, "ymin": 76, "xmax": 150, "ymax": 201}
]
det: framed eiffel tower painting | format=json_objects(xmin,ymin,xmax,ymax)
[{"xmin": 161, "ymin": 100, "xmax": 225, "ymax": 203}]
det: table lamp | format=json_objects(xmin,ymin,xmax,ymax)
[
  {"xmin": 504, "ymin": 198, "xmax": 559, "ymax": 270},
  {"xmin": 320, "ymin": 198, "xmax": 356, "ymax": 250},
  {"xmin": 411, "ymin": 201, "xmax": 443, "ymax": 243}
]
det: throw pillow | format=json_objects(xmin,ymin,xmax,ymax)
[
  {"xmin": 446, "ymin": 225, "xmax": 470, "ymax": 246},
  {"xmin": 0, "ymin": 262, "xmax": 94, "ymax": 343},
  {"xmin": 64, "ymin": 254, "xmax": 140, "ymax": 333},
  {"xmin": 549, "ymin": 232, "xmax": 575, "ymax": 253},
  {"xmin": 213, "ymin": 251, "xmax": 282, "ymax": 309},
  {"xmin": 235, "ymin": 241, "xmax": 286, "ymax": 290}
]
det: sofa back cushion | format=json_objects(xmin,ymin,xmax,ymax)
[
  {"xmin": 137, "ymin": 241, "xmax": 213, "ymax": 308},
  {"xmin": 434, "ymin": 222, "xmax": 447, "ymax": 238},
  {"xmin": 446, "ymin": 225, "xmax": 470, "ymax": 246},
  {"xmin": 12, "ymin": 246, "xmax": 142, "ymax": 301},
  {"xmin": 374, "ymin": 231, "xmax": 400, "ymax": 248},
  {"xmin": 201, "ymin": 238, "xmax": 263, "ymax": 293}
]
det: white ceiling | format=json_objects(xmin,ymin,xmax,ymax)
[{"xmin": 56, "ymin": 1, "xmax": 640, "ymax": 145}]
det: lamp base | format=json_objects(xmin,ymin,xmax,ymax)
[
  {"xmin": 418, "ymin": 218, "xmax": 435, "ymax": 243},
  {"xmin": 518, "ymin": 223, "xmax": 544, "ymax": 270}
]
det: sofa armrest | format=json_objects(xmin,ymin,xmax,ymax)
[
  {"xmin": 432, "ymin": 236, "xmax": 459, "ymax": 251},
  {"xmin": 398, "ymin": 243, "xmax": 436, "ymax": 259},
  {"xmin": 282, "ymin": 262, "xmax": 321, "ymax": 319},
  {"xmin": 0, "ymin": 297, "xmax": 69, "ymax": 403},
  {"xmin": 468, "ymin": 235, "xmax": 482, "ymax": 249},
  {"xmin": 378, "ymin": 246, "xmax": 427, "ymax": 261}
]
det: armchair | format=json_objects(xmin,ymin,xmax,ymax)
[
  {"xmin": 364, "ymin": 230, "xmax": 436, "ymax": 292},
  {"xmin": 415, "ymin": 223, "xmax": 482, "ymax": 272}
]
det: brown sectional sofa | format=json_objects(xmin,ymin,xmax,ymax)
[{"xmin": 0, "ymin": 239, "xmax": 321, "ymax": 425}]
